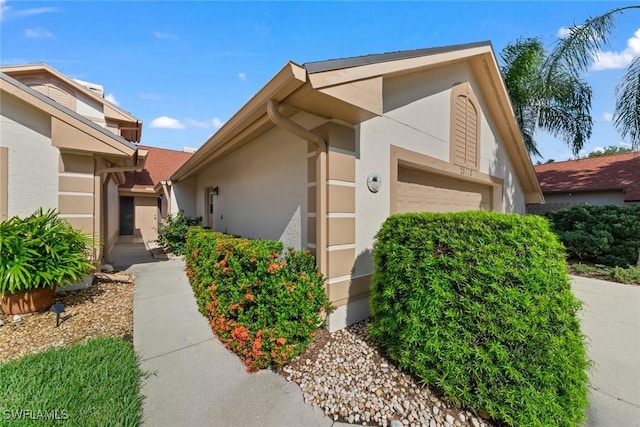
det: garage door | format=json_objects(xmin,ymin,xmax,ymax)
[{"xmin": 396, "ymin": 166, "xmax": 492, "ymax": 213}]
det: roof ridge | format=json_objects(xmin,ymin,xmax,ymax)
[{"xmin": 304, "ymin": 41, "xmax": 493, "ymax": 74}]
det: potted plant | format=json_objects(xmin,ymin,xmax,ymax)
[{"xmin": 0, "ymin": 209, "xmax": 94, "ymax": 314}]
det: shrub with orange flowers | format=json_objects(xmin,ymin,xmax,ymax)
[{"xmin": 185, "ymin": 227, "xmax": 332, "ymax": 371}]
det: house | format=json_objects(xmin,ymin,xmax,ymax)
[
  {"xmin": 168, "ymin": 41, "xmax": 543, "ymax": 331},
  {"xmin": 118, "ymin": 145, "xmax": 193, "ymax": 243},
  {"xmin": 0, "ymin": 64, "xmax": 145, "ymax": 261},
  {"xmin": 527, "ymin": 152, "xmax": 640, "ymax": 214}
]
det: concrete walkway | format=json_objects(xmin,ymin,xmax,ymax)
[
  {"xmin": 571, "ymin": 275, "xmax": 640, "ymax": 426},
  {"xmin": 110, "ymin": 242, "xmax": 339, "ymax": 427},
  {"xmin": 111, "ymin": 242, "xmax": 639, "ymax": 426}
]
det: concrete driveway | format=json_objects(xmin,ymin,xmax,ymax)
[{"xmin": 571, "ymin": 275, "xmax": 640, "ymax": 426}]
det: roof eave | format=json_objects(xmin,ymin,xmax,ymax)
[
  {"xmin": 1, "ymin": 72, "xmax": 137, "ymax": 158},
  {"xmin": 0, "ymin": 63, "xmax": 141, "ymax": 124},
  {"xmin": 171, "ymin": 62, "xmax": 308, "ymax": 181}
]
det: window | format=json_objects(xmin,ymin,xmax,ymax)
[{"xmin": 450, "ymin": 83, "xmax": 480, "ymax": 170}]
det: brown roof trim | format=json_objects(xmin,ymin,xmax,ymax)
[
  {"xmin": 0, "ymin": 63, "xmax": 141, "ymax": 124},
  {"xmin": 305, "ymin": 41, "xmax": 492, "ymax": 74},
  {"xmin": 171, "ymin": 42, "xmax": 542, "ymax": 203},
  {"xmin": 1, "ymin": 72, "xmax": 137, "ymax": 155}
]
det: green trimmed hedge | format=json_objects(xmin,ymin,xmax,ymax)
[
  {"xmin": 157, "ymin": 210, "xmax": 202, "ymax": 255},
  {"xmin": 370, "ymin": 211, "xmax": 589, "ymax": 427},
  {"xmin": 544, "ymin": 204, "xmax": 640, "ymax": 267},
  {"xmin": 185, "ymin": 227, "xmax": 331, "ymax": 371}
]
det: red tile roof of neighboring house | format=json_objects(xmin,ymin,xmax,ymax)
[
  {"xmin": 534, "ymin": 152, "xmax": 640, "ymax": 202},
  {"xmin": 121, "ymin": 145, "xmax": 193, "ymax": 191}
]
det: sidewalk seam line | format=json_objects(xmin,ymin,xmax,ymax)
[
  {"xmin": 135, "ymin": 290, "xmax": 192, "ymax": 301},
  {"xmin": 140, "ymin": 337, "xmax": 214, "ymax": 362}
]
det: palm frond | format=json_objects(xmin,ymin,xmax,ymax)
[
  {"xmin": 614, "ymin": 54, "xmax": 640, "ymax": 149},
  {"xmin": 544, "ymin": 6, "xmax": 639, "ymax": 79}
]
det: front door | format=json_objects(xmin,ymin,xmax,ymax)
[{"xmin": 120, "ymin": 196, "xmax": 134, "ymax": 235}]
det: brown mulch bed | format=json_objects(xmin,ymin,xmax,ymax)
[{"xmin": 0, "ymin": 274, "xmax": 134, "ymax": 363}]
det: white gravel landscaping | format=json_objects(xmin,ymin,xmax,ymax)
[{"xmin": 282, "ymin": 320, "xmax": 494, "ymax": 427}]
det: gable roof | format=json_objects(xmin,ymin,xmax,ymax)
[
  {"xmin": 304, "ymin": 41, "xmax": 491, "ymax": 73},
  {"xmin": 0, "ymin": 63, "xmax": 142, "ymax": 141},
  {"xmin": 1, "ymin": 72, "xmax": 138, "ymax": 158},
  {"xmin": 120, "ymin": 145, "xmax": 193, "ymax": 191},
  {"xmin": 534, "ymin": 152, "xmax": 640, "ymax": 202},
  {"xmin": 171, "ymin": 41, "xmax": 542, "ymax": 203}
]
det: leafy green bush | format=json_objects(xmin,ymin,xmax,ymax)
[
  {"xmin": 157, "ymin": 210, "xmax": 201, "ymax": 255},
  {"xmin": 0, "ymin": 209, "xmax": 94, "ymax": 295},
  {"xmin": 570, "ymin": 262, "xmax": 640, "ymax": 285},
  {"xmin": 370, "ymin": 211, "xmax": 589, "ymax": 427},
  {"xmin": 185, "ymin": 227, "xmax": 331, "ymax": 371},
  {"xmin": 544, "ymin": 204, "xmax": 640, "ymax": 267},
  {"xmin": 612, "ymin": 265, "xmax": 640, "ymax": 284}
]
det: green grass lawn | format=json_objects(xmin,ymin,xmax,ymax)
[{"xmin": 0, "ymin": 337, "xmax": 145, "ymax": 426}]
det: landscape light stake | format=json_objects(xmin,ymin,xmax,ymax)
[{"xmin": 50, "ymin": 303, "xmax": 65, "ymax": 327}]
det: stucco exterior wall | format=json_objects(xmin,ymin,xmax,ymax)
[
  {"xmin": 354, "ymin": 62, "xmax": 526, "ymax": 277},
  {"xmin": 75, "ymin": 91, "xmax": 104, "ymax": 124},
  {"xmin": 193, "ymin": 113, "xmax": 321, "ymax": 250},
  {"xmin": 0, "ymin": 92, "xmax": 59, "ymax": 217},
  {"xmin": 134, "ymin": 195, "xmax": 159, "ymax": 242},
  {"xmin": 106, "ymin": 178, "xmax": 119, "ymax": 248},
  {"xmin": 527, "ymin": 190, "xmax": 626, "ymax": 214},
  {"xmin": 172, "ymin": 177, "xmax": 197, "ymax": 218}
]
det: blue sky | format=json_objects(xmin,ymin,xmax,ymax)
[{"xmin": 1, "ymin": 1, "xmax": 638, "ymax": 161}]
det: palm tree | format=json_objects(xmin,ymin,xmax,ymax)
[
  {"xmin": 502, "ymin": 5, "xmax": 640, "ymax": 156},
  {"xmin": 544, "ymin": 5, "xmax": 640, "ymax": 151},
  {"xmin": 500, "ymin": 38, "xmax": 592, "ymax": 157}
]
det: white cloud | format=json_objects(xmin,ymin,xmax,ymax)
[
  {"xmin": 154, "ymin": 31, "xmax": 178, "ymax": 40},
  {"xmin": 139, "ymin": 92, "xmax": 164, "ymax": 101},
  {"xmin": 592, "ymin": 28, "xmax": 640, "ymax": 70},
  {"xmin": 14, "ymin": 6, "xmax": 57, "ymax": 18},
  {"xmin": 557, "ymin": 26, "xmax": 572, "ymax": 38},
  {"xmin": 150, "ymin": 116, "xmax": 184, "ymax": 129},
  {"xmin": 238, "ymin": 72, "xmax": 246, "ymax": 81},
  {"xmin": 185, "ymin": 118, "xmax": 210, "ymax": 128},
  {"xmin": 1, "ymin": 1, "xmax": 58, "ymax": 21},
  {"xmin": 104, "ymin": 93, "xmax": 119, "ymax": 106},
  {"xmin": 0, "ymin": 0, "xmax": 9, "ymax": 21},
  {"xmin": 25, "ymin": 27, "xmax": 53, "ymax": 38},
  {"xmin": 592, "ymin": 146, "xmax": 605, "ymax": 153},
  {"xmin": 185, "ymin": 117, "xmax": 224, "ymax": 129},
  {"xmin": 602, "ymin": 112, "xmax": 614, "ymax": 122}
]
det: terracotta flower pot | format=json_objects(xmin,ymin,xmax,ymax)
[{"xmin": 1, "ymin": 287, "xmax": 56, "ymax": 315}]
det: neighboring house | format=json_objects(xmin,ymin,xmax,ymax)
[
  {"xmin": 0, "ymin": 64, "xmax": 145, "ymax": 261},
  {"xmin": 528, "ymin": 152, "xmax": 640, "ymax": 214},
  {"xmin": 118, "ymin": 145, "xmax": 193, "ymax": 243},
  {"xmin": 170, "ymin": 41, "xmax": 543, "ymax": 331}
]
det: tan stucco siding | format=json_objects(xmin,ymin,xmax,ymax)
[
  {"xmin": 58, "ymin": 152, "xmax": 95, "ymax": 236},
  {"xmin": 106, "ymin": 178, "xmax": 119, "ymax": 249},
  {"xmin": 134, "ymin": 196, "xmax": 158, "ymax": 242},
  {"xmin": 355, "ymin": 62, "xmax": 526, "ymax": 272},
  {"xmin": 0, "ymin": 92, "xmax": 59, "ymax": 217},
  {"xmin": 193, "ymin": 113, "xmax": 321, "ymax": 250},
  {"xmin": 527, "ymin": 190, "xmax": 626, "ymax": 214},
  {"xmin": 328, "ymin": 62, "xmax": 529, "ymax": 331},
  {"xmin": 75, "ymin": 91, "xmax": 105, "ymax": 124},
  {"xmin": 172, "ymin": 177, "xmax": 197, "ymax": 218}
]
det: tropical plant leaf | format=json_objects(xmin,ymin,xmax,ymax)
[{"xmin": 614, "ymin": 54, "xmax": 640, "ymax": 149}]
